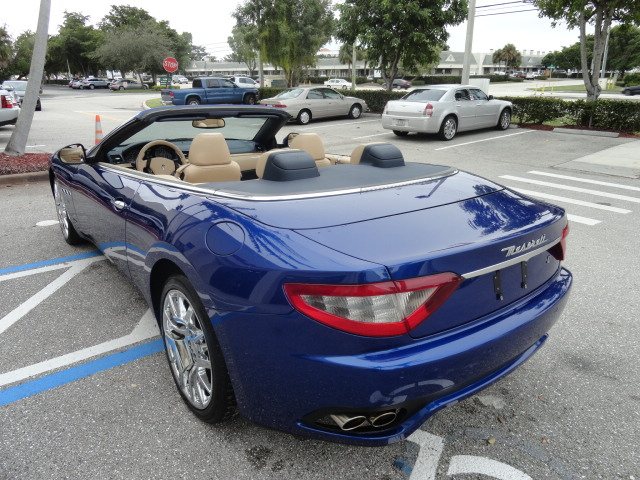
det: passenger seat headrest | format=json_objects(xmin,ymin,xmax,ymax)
[
  {"xmin": 189, "ymin": 132, "xmax": 231, "ymax": 166},
  {"xmin": 289, "ymin": 133, "xmax": 325, "ymax": 160},
  {"xmin": 258, "ymin": 149, "xmax": 320, "ymax": 182},
  {"xmin": 358, "ymin": 143, "xmax": 405, "ymax": 168}
]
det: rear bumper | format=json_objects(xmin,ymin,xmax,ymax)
[
  {"xmin": 381, "ymin": 113, "xmax": 439, "ymax": 133},
  {"xmin": 214, "ymin": 267, "xmax": 572, "ymax": 446}
]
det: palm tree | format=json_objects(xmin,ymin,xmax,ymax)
[{"xmin": 492, "ymin": 43, "xmax": 522, "ymax": 70}]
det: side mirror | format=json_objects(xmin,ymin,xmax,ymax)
[
  {"xmin": 59, "ymin": 144, "xmax": 86, "ymax": 164},
  {"xmin": 488, "ymin": 95, "xmax": 494, "ymax": 100}
]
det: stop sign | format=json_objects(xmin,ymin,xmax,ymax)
[{"xmin": 163, "ymin": 57, "xmax": 179, "ymax": 73}]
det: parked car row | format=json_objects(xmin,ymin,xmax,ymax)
[
  {"xmin": 68, "ymin": 77, "xmax": 150, "ymax": 90},
  {"xmin": 0, "ymin": 86, "xmax": 20, "ymax": 126}
]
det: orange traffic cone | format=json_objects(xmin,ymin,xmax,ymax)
[{"xmin": 95, "ymin": 114, "xmax": 104, "ymax": 145}]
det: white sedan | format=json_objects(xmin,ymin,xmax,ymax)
[
  {"xmin": 381, "ymin": 84, "xmax": 513, "ymax": 140},
  {"xmin": 0, "ymin": 88, "xmax": 20, "ymax": 127},
  {"xmin": 323, "ymin": 78, "xmax": 352, "ymax": 90}
]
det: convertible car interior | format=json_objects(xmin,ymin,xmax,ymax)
[{"xmin": 78, "ymin": 106, "xmax": 454, "ymax": 194}]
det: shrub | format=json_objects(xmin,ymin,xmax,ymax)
[
  {"xmin": 412, "ymin": 80, "xmax": 425, "ymax": 86},
  {"xmin": 623, "ymin": 72, "xmax": 640, "ymax": 87},
  {"xmin": 150, "ymin": 85, "xmax": 180, "ymax": 91},
  {"xmin": 498, "ymin": 95, "xmax": 640, "ymax": 132}
]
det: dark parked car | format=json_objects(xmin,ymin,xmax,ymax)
[
  {"xmin": 391, "ymin": 78, "xmax": 412, "ymax": 89},
  {"xmin": 49, "ymin": 105, "xmax": 571, "ymax": 446},
  {"xmin": 622, "ymin": 84, "xmax": 640, "ymax": 96}
]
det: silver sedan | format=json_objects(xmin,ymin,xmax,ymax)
[
  {"xmin": 381, "ymin": 85, "xmax": 513, "ymax": 140},
  {"xmin": 260, "ymin": 87, "xmax": 368, "ymax": 125}
]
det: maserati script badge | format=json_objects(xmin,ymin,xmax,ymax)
[{"xmin": 501, "ymin": 234, "xmax": 547, "ymax": 257}]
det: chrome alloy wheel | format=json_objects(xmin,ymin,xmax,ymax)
[
  {"xmin": 298, "ymin": 110, "xmax": 311, "ymax": 125},
  {"xmin": 162, "ymin": 290, "xmax": 213, "ymax": 409},
  {"xmin": 500, "ymin": 110, "xmax": 511, "ymax": 129},
  {"xmin": 54, "ymin": 180, "xmax": 70, "ymax": 239},
  {"xmin": 443, "ymin": 118, "xmax": 457, "ymax": 140},
  {"xmin": 350, "ymin": 105, "xmax": 362, "ymax": 118}
]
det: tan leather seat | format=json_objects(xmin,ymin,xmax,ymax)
[
  {"xmin": 178, "ymin": 133, "xmax": 241, "ymax": 183},
  {"xmin": 350, "ymin": 142, "xmax": 386, "ymax": 164},
  {"xmin": 288, "ymin": 133, "xmax": 331, "ymax": 168}
]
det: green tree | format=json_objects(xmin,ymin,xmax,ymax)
[
  {"xmin": 338, "ymin": 43, "xmax": 367, "ymax": 71},
  {"xmin": 228, "ymin": 24, "xmax": 258, "ymax": 75},
  {"xmin": 608, "ymin": 24, "xmax": 640, "ymax": 76},
  {"xmin": 0, "ymin": 25, "xmax": 12, "ymax": 70},
  {"xmin": 99, "ymin": 5, "xmax": 154, "ymax": 30},
  {"xmin": 541, "ymin": 39, "xmax": 593, "ymax": 71},
  {"xmin": 534, "ymin": 0, "xmax": 640, "ymax": 100},
  {"xmin": 8, "ymin": 31, "xmax": 36, "ymax": 78},
  {"xmin": 492, "ymin": 43, "xmax": 522, "ymax": 70},
  {"xmin": 336, "ymin": 0, "xmax": 467, "ymax": 91},
  {"xmin": 46, "ymin": 12, "xmax": 104, "ymax": 76},
  {"xmin": 93, "ymin": 26, "xmax": 173, "ymax": 82},
  {"xmin": 235, "ymin": 0, "xmax": 333, "ymax": 86}
]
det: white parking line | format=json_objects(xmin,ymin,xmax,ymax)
[
  {"xmin": 528, "ymin": 171, "xmax": 640, "ymax": 192},
  {"xmin": 435, "ymin": 130, "xmax": 534, "ymax": 151},
  {"xmin": 510, "ymin": 188, "xmax": 632, "ymax": 214},
  {"xmin": 500, "ymin": 175, "xmax": 640, "ymax": 204},
  {"xmin": 0, "ymin": 257, "xmax": 102, "ymax": 335},
  {"xmin": 567, "ymin": 214, "xmax": 601, "ymax": 226},
  {"xmin": 0, "ymin": 309, "xmax": 159, "ymax": 388},
  {"xmin": 353, "ymin": 132, "xmax": 391, "ymax": 139}
]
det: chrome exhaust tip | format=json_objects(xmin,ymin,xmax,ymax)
[
  {"xmin": 369, "ymin": 410, "xmax": 398, "ymax": 428},
  {"xmin": 330, "ymin": 414, "xmax": 368, "ymax": 431}
]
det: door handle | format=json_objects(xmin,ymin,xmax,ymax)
[{"xmin": 112, "ymin": 199, "xmax": 126, "ymax": 211}]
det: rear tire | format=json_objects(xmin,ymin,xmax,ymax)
[
  {"xmin": 496, "ymin": 109, "xmax": 511, "ymax": 130},
  {"xmin": 119, "ymin": 86, "xmax": 125, "ymax": 91},
  {"xmin": 243, "ymin": 94, "xmax": 256, "ymax": 105},
  {"xmin": 187, "ymin": 97, "xmax": 201, "ymax": 105},
  {"xmin": 297, "ymin": 109, "xmax": 312, "ymax": 125},
  {"xmin": 393, "ymin": 130, "xmax": 409, "ymax": 137},
  {"xmin": 159, "ymin": 275, "xmax": 236, "ymax": 423},
  {"xmin": 439, "ymin": 115, "xmax": 457, "ymax": 141},
  {"xmin": 89, "ymin": 84, "xmax": 95, "ymax": 90}
]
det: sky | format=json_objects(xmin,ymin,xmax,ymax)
[{"xmin": 3, "ymin": 0, "xmax": 582, "ymax": 59}]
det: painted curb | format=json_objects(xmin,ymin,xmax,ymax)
[
  {"xmin": 0, "ymin": 170, "xmax": 49, "ymax": 186},
  {"xmin": 553, "ymin": 127, "xmax": 619, "ymax": 138}
]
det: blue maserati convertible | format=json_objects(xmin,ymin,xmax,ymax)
[{"xmin": 49, "ymin": 106, "xmax": 572, "ymax": 446}]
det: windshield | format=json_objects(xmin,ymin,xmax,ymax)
[
  {"xmin": 401, "ymin": 89, "xmax": 446, "ymax": 102},
  {"xmin": 122, "ymin": 116, "xmax": 269, "ymax": 146},
  {"xmin": 3, "ymin": 81, "xmax": 27, "ymax": 92},
  {"xmin": 275, "ymin": 88, "xmax": 304, "ymax": 99}
]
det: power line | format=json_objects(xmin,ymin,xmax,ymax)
[
  {"xmin": 476, "ymin": 1, "xmax": 525, "ymax": 8},
  {"xmin": 476, "ymin": 8, "xmax": 538, "ymax": 17}
]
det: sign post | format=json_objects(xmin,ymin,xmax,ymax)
[{"xmin": 163, "ymin": 57, "xmax": 178, "ymax": 88}]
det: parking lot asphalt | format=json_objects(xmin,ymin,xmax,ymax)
[{"xmin": 1, "ymin": 92, "xmax": 639, "ymax": 479}]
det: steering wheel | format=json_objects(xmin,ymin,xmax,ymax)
[{"xmin": 135, "ymin": 140, "xmax": 187, "ymax": 175}]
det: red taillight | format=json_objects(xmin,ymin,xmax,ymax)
[
  {"xmin": 0, "ymin": 95, "xmax": 13, "ymax": 109},
  {"xmin": 549, "ymin": 223, "xmax": 569, "ymax": 261},
  {"xmin": 423, "ymin": 103, "xmax": 433, "ymax": 117},
  {"xmin": 169, "ymin": 91, "xmax": 174, "ymax": 97},
  {"xmin": 272, "ymin": 103, "xmax": 287, "ymax": 108},
  {"xmin": 284, "ymin": 273, "xmax": 461, "ymax": 337}
]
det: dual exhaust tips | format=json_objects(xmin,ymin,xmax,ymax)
[{"xmin": 330, "ymin": 410, "xmax": 398, "ymax": 431}]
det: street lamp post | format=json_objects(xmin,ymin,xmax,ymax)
[{"xmin": 461, "ymin": 0, "xmax": 476, "ymax": 85}]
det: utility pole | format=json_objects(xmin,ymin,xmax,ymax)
[
  {"xmin": 351, "ymin": 43, "xmax": 357, "ymax": 91},
  {"xmin": 461, "ymin": 0, "xmax": 476, "ymax": 85},
  {"xmin": 5, "ymin": 0, "xmax": 50, "ymax": 156},
  {"xmin": 258, "ymin": 50, "xmax": 264, "ymax": 88}
]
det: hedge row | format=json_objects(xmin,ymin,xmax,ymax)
[
  {"xmin": 623, "ymin": 72, "xmax": 640, "ymax": 87},
  {"xmin": 500, "ymin": 96, "xmax": 640, "ymax": 133}
]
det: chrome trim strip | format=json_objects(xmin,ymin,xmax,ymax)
[
  {"xmin": 461, "ymin": 236, "xmax": 561, "ymax": 280},
  {"xmin": 98, "ymin": 164, "xmax": 458, "ymax": 202}
]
